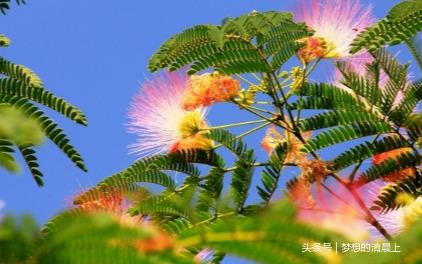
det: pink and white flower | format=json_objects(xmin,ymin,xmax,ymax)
[
  {"xmin": 295, "ymin": 0, "xmax": 374, "ymax": 60},
  {"xmin": 294, "ymin": 179, "xmax": 421, "ymax": 241},
  {"xmin": 128, "ymin": 71, "xmax": 212, "ymax": 157}
]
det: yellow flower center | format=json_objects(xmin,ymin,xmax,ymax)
[
  {"xmin": 321, "ymin": 38, "xmax": 340, "ymax": 58},
  {"xmin": 178, "ymin": 111, "xmax": 204, "ymax": 138},
  {"xmin": 171, "ymin": 111, "xmax": 213, "ymax": 153}
]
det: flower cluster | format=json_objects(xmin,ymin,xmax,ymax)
[
  {"xmin": 75, "ymin": 191, "xmax": 144, "ymax": 226},
  {"xmin": 262, "ymin": 125, "xmax": 311, "ymax": 164},
  {"xmin": 124, "ymin": 0, "xmax": 420, "ymax": 247},
  {"xmin": 74, "ymin": 190, "xmax": 174, "ymax": 253},
  {"xmin": 295, "ymin": 0, "xmax": 374, "ymax": 61},
  {"xmin": 182, "ymin": 72, "xmax": 240, "ymax": 111},
  {"xmin": 128, "ymin": 71, "xmax": 240, "ymax": 157}
]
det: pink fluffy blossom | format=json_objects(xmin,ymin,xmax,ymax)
[
  {"xmin": 295, "ymin": 0, "xmax": 374, "ymax": 59},
  {"xmin": 128, "ymin": 71, "xmax": 209, "ymax": 157},
  {"xmin": 294, "ymin": 179, "xmax": 420, "ymax": 241}
]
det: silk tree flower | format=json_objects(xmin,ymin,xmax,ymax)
[
  {"xmin": 75, "ymin": 191, "xmax": 174, "ymax": 253},
  {"xmin": 294, "ymin": 0, "xmax": 374, "ymax": 62},
  {"xmin": 261, "ymin": 125, "xmax": 287, "ymax": 154},
  {"xmin": 365, "ymin": 184, "xmax": 422, "ymax": 240},
  {"xmin": 182, "ymin": 72, "xmax": 240, "ymax": 111},
  {"xmin": 194, "ymin": 249, "xmax": 213, "ymax": 263},
  {"xmin": 293, "ymin": 178, "xmax": 421, "ymax": 241},
  {"xmin": 293, "ymin": 180, "xmax": 370, "ymax": 241},
  {"xmin": 261, "ymin": 125, "xmax": 311, "ymax": 163},
  {"xmin": 128, "ymin": 72, "xmax": 213, "ymax": 157},
  {"xmin": 75, "ymin": 191, "xmax": 144, "ymax": 226},
  {"xmin": 374, "ymin": 195, "xmax": 422, "ymax": 238}
]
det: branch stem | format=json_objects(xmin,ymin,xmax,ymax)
[{"xmin": 206, "ymin": 119, "xmax": 268, "ymax": 130}]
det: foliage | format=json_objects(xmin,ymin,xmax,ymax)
[
  {"xmin": 351, "ymin": 0, "xmax": 422, "ymax": 53},
  {"xmin": 148, "ymin": 11, "xmax": 312, "ymax": 75},
  {"xmin": 70, "ymin": 3, "xmax": 421, "ymax": 263},
  {"xmin": 3, "ymin": 202, "xmax": 422, "ymax": 264},
  {"xmin": 0, "ymin": 0, "xmax": 25, "ymax": 15},
  {"xmin": 0, "ymin": 214, "xmax": 39, "ymax": 263},
  {"xmin": 3, "ymin": 1, "xmax": 422, "ymax": 264},
  {"xmin": 0, "ymin": 38, "xmax": 87, "ymax": 185}
]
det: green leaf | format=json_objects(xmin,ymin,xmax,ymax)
[
  {"xmin": 387, "ymin": 0, "xmax": 422, "ymax": 20},
  {"xmin": 299, "ymin": 110, "xmax": 380, "ymax": 132},
  {"xmin": 0, "ymin": 57, "xmax": 43, "ymax": 87},
  {"xmin": 0, "ymin": 139, "xmax": 19, "ymax": 172},
  {"xmin": 0, "ymin": 34, "xmax": 11, "ymax": 47},
  {"xmin": 18, "ymin": 145, "xmax": 43, "ymax": 186},
  {"xmin": 351, "ymin": 2, "xmax": 422, "ymax": 53},
  {"xmin": 178, "ymin": 201, "xmax": 347, "ymax": 264},
  {"xmin": 168, "ymin": 149, "xmax": 224, "ymax": 168},
  {"xmin": 206, "ymin": 129, "xmax": 249, "ymax": 157},
  {"xmin": 206, "ymin": 129, "xmax": 256, "ymax": 211},
  {"xmin": 403, "ymin": 113, "xmax": 422, "ymax": 142},
  {"xmin": 331, "ymin": 136, "xmax": 410, "ymax": 171},
  {"xmin": 76, "ymin": 152, "xmax": 215, "ymax": 204},
  {"xmin": 257, "ymin": 143, "xmax": 288, "ymax": 203},
  {"xmin": 230, "ymin": 149, "xmax": 256, "ymax": 212},
  {"xmin": 296, "ymin": 83, "xmax": 366, "ymax": 110},
  {"xmin": 148, "ymin": 25, "xmax": 222, "ymax": 72},
  {"xmin": 336, "ymin": 61, "xmax": 384, "ymax": 109},
  {"xmin": 1, "ymin": 95, "xmax": 87, "ymax": 172},
  {"xmin": 0, "ymin": 214, "xmax": 39, "ymax": 263},
  {"xmin": 304, "ymin": 122, "xmax": 393, "ymax": 153},
  {"xmin": 359, "ymin": 151, "xmax": 421, "ymax": 183},
  {"xmin": 405, "ymin": 35, "xmax": 422, "ymax": 70},
  {"xmin": 36, "ymin": 213, "xmax": 192, "ymax": 264},
  {"xmin": 0, "ymin": 78, "xmax": 88, "ymax": 125},
  {"xmin": 370, "ymin": 176, "xmax": 421, "ymax": 213},
  {"xmin": 390, "ymin": 80, "xmax": 422, "ymax": 124},
  {"xmin": 149, "ymin": 11, "xmax": 311, "ymax": 74},
  {"xmin": 131, "ymin": 195, "xmax": 192, "ymax": 219},
  {"xmin": 196, "ymin": 167, "xmax": 225, "ymax": 212}
]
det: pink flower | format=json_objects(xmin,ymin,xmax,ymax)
[
  {"xmin": 293, "ymin": 179, "xmax": 420, "ymax": 241},
  {"xmin": 295, "ymin": 0, "xmax": 374, "ymax": 60},
  {"xmin": 128, "ymin": 71, "xmax": 212, "ymax": 157},
  {"xmin": 294, "ymin": 180, "xmax": 370, "ymax": 241}
]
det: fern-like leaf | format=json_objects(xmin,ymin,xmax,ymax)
[
  {"xmin": 0, "ymin": 78, "xmax": 87, "ymax": 125},
  {"xmin": 149, "ymin": 11, "xmax": 311, "ymax": 75},
  {"xmin": 0, "ymin": 57, "xmax": 43, "ymax": 87},
  {"xmin": 1, "ymin": 95, "xmax": 87, "ymax": 172},
  {"xmin": 304, "ymin": 122, "xmax": 393, "ymax": 153},
  {"xmin": 331, "ymin": 136, "xmax": 410, "ymax": 171},
  {"xmin": 17, "ymin": 145, "xmax": 43, "ymax": 186},
  {"xmin": 359, "ymin": 151, "xmax": 421, "ymax": 183},
  {"xmin": 371, "ymin": 176, "xmax": 421, "ymax": 213},
  {"xmin": 257, "ymin": 143, "xmax": 287, "ymax": 203},
  {"xmin": 351, "ymin": 0, "xmax": 422, "ymax": 53},
  {"xmin": 0, "ymin": 139, "xmax": 18, "ymax": 172},
  {"xmin": 299, "ymin": 110, "xmax": 380, "ymax": 131}
]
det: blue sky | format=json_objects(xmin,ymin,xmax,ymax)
[{"xmin": 0, "ymin": 0, "xmax": 415, "ymax": 263}]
